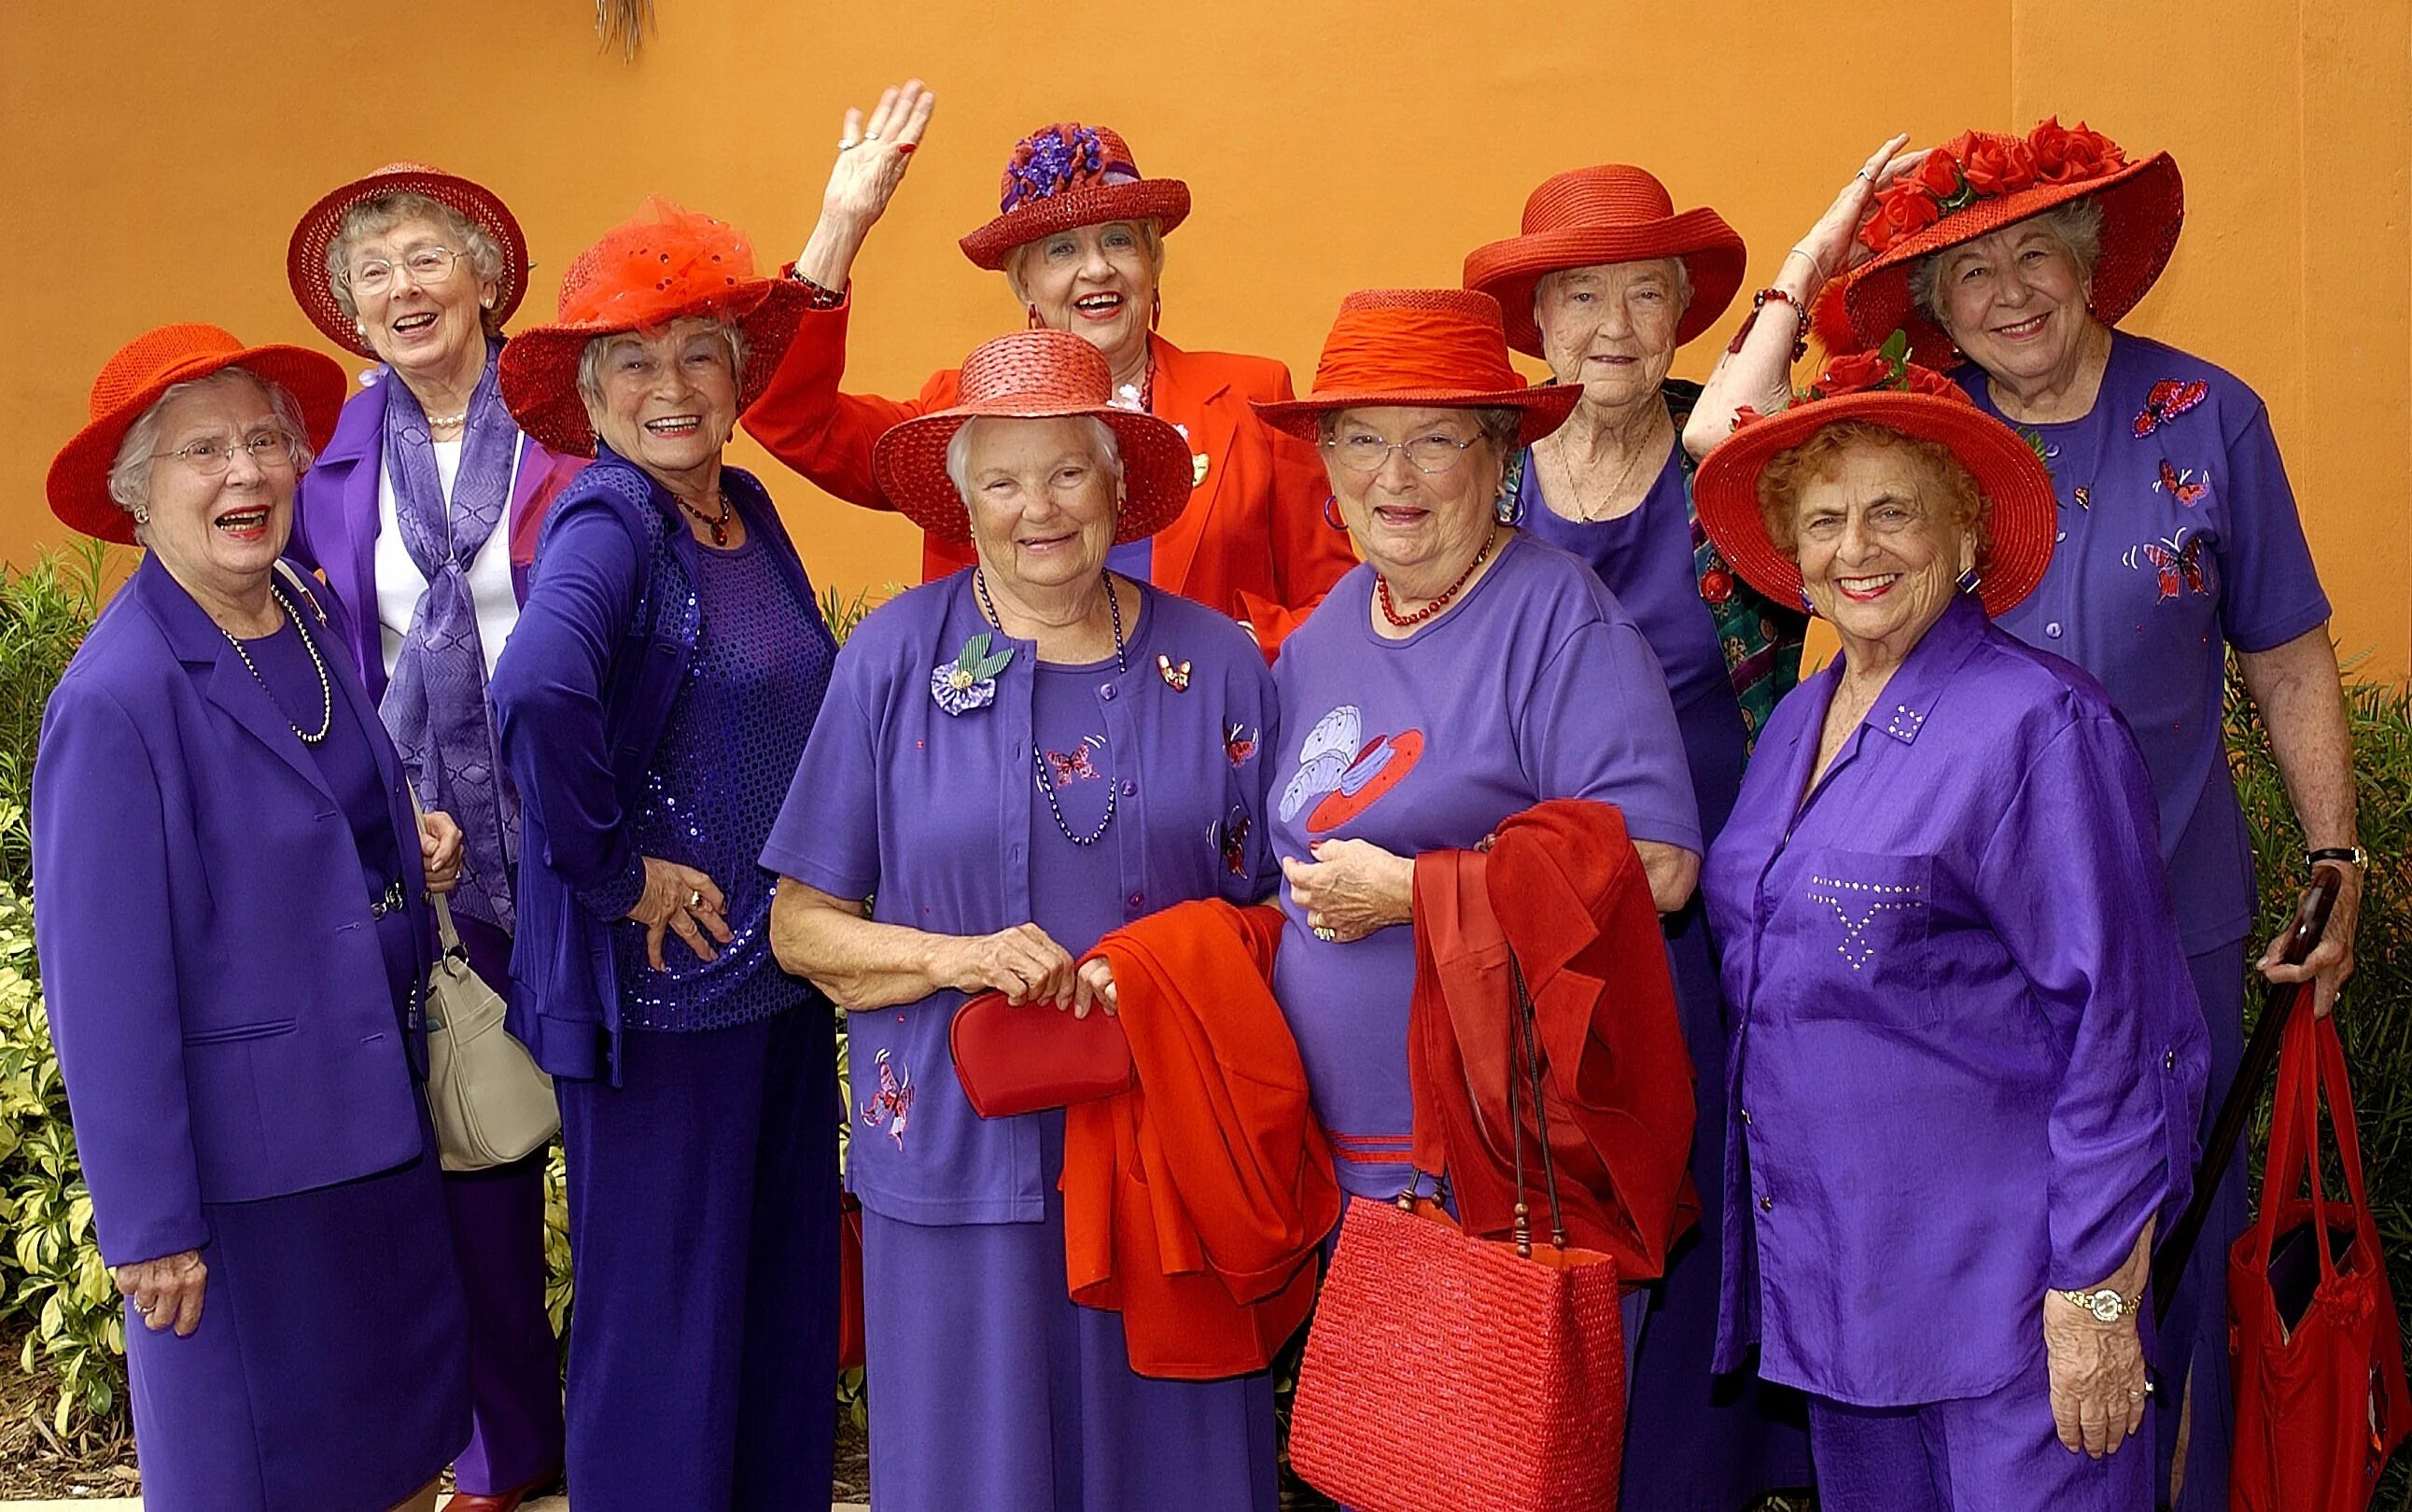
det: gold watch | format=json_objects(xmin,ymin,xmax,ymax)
[{"xmin": 2060, "ymin": 1286, "xmax": 2136, "ymax": 1323}]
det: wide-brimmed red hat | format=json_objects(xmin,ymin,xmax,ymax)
[
  {"xmin": 872, "ymin": 329, "xmax": 1196, "ymax": 548},
  {"xmin": 48, "ymin": 324, "xmax": 349, "ymax": 545},
  {"xmin": 1252, "ymin": 288, "xmax": 1581, "ymax": 448},
  {"xmin": 287, "ymin": 162, "xmax": 531, "ymax": 357},
  {"xmin": 959, "ymin": 122, "xmax": 1191, "ymax": 272},
  {"xmin": 1463, "ymin": 164, "xmax": 1748, "ymax": 357},
  {"xmin": 1693, "ymin": 343, "xmax": 2054, "ymax": 618},
  {"xmin": 497, "ymin": 197, "xmax": 810, "ymax": 458},
  {"xmin": 1817, "ymin": 119, "xmax": 2182, "ymax": 367}
]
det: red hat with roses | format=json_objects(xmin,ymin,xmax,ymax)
[
  {"xmin": 1817, "ymin": 119, "xmax": 2182, "ymax": 368},
  {"xmin": 1693, "ymin": 335, "xmax": 2056, "ymax": 619}
]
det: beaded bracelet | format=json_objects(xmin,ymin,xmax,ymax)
[
  {"xmin": 1756, "ymin": 287, "xmax": 1812, "ymax": 362},
  {"xmin": 784, "ymin": 268, "xmax": 848, "ymax": 310}
]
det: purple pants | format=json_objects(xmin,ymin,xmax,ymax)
[
  {"xmin": 555, "ymin": 1005, "xmax": 838, "ymax": 1511},
  {"xmin": 447, "ymin": 915, "xmax": 567, "ymax": 1497},
  {"xmin": 859, "ymin": 1118, "xmax": 1278, "ymax": 1512},
  {"xmin": 2155, "ymin": 942, "xmax": 2246, "ymax": 1512},
  {"xmin": 1807, "ymin": 1355, "xmax": 2154, "ymax": 1512}
]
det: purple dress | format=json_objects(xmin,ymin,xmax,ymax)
[
  {"xmin": 762, "ymin": 574, "xmax": 1282, "ymax": 1512},
  {"xmin": 1702, "ymin": 594, "xmax": 2209, "ymax": 1509},
  {"xmin": 1963, "ymin": 331, "xmax": 2333, "ymax": 1511},
  {"xmin": 1522, "ymin": 439, "xmax": 1815, "ymax": 1505}
]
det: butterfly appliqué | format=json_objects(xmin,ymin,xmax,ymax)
[
  {"xmin": 2125, "ymin": 530, "xmax": 2208, "ymax": 601},
  {"xmin": 1041, "ymin": 735, "xmax": 1105, "ymax": 788},
  {"xmin": 1223, "ymin": 722, "xmax": 1258, "ymax": 767},
  {"xmin": 2154, "ymin": 459, "xmax": 2209, "ymax": 507},
  {"xmin": 860, "ymin": 1048, "xmax": 914, "ymax": 1151},
  {"xmin": 2133, "ymin": 380, "xmax": 2208, "ymax": 438},
  {"xmin": 1212, "ymin": 807, "xmax": 1253, "ymax": 877}
]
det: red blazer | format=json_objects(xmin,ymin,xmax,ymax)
[
  {"xmin": 1062, "ymin": 900, "xmax": 1340, "ymax": 1379},
  {"xmin": 1409, "ymin": 800, "xmax": 1699, "ymax": 1283},
  {"xmin": 741, "ymin": 297, "xmax": 1355, "ymax": 651}
]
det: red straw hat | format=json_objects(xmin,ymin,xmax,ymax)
[
  {"xmin": 959, "ymin": 123, "xmax": 1191, "ymax": 272},
  {"xmin": 1693, "ymin": 342, "xmax": 2055, "ymax": 619},
  {"xmin": 1463, "ymin": 164, "xmax": 1748, "ymax": 357},
  {"xmin": 1818, "ymin": 119, "xmax": 2181, "ymax": 367},
  {"xmin": 1252, "ymin": 289, "xmax": 1581, "ymax": 448},
  {"xmin": 497, "ymin": 197, "xmax": 811, "ymax": 458},
  {"xmin": 47, "ymin": 324, "xmax": 349, "ymax": 545},
  {"xmin": 872, "ymin": 329, "xmax": 1196, "ymax": 548},
  {"xmin": 287, "ymin": 162, "xmax": 531, "ymax": 357}
]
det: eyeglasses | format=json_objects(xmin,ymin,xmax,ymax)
[
  {"xmin": 344, "ymin": 246, "xmax": 465, "ymax": 297},
  {"xmin": 163, "ymin": 432, "xmax": 296, "ymax": 476},
  {"xmin": 1322, "ymin": 432, "xmax": 1480, "ymax": 476}
]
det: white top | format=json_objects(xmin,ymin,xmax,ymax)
[{"xmin": 374, "ymin": 434, "xmax": 525, "ymax": 681}]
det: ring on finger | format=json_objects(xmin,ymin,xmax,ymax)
[
  {"xmin": 1313, "ymin": 925, "xmax": 1339, "ymax": 943},
  {"xmin": 838, "ymin": 139, "xmax": 860, "ymax": 151},
  {"xmin": 687, "ymin": 888, "xmax": 704, "ymax": 909}
]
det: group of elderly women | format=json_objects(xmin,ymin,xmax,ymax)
[{"xmin": 27, "ymin": 72, "xmax": 2357, "ymax": 1512}]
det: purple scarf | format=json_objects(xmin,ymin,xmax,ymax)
[{"xmin": 378, "ymin": 342, "xmax": 520, "ymax": 932}]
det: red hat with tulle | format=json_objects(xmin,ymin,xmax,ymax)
[
  {"xmin": 1251, "ymin": 289, "xmax": 1581, "ymax": 448},
  {"xmin": 959, "ymin": 122, "xmax": 1191, "ymax": 272},
  {"xmin": 287, "ymin": 162, "xmax": 531, "ymax": 357}
]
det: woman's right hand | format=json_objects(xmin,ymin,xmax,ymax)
[
  {"xmin": 794, "ymin": 79, "xmax": 937, "ymax": 289},
  {"xmin": 627, "ymin": 857, "xmax": 733, "ymax": 971},
  {"xmin": 1789, "ymin": 133, "xmax": 1927, "ymax": 290},
  {"xmin": 117, "ymin": 1249, "xmax": 206, "ymax": 1337},
  {"xmin": 929, "ymin": 923, "xmax": 1082, "ymax": 1008}
]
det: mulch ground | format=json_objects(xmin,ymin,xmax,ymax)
[{"xmin": 0, "ymin": 1327, "xmax": 139, "ymax": 1497}]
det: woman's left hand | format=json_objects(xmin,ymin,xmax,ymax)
[
  {"xmin": 1282, "ymin": 838, "xmax": 1414, "ymax": 944},
  {"xmin": 419, "ymin": 810, "xmax": 464, "ymax": 896},
  {"xmin": 2041, "ymin": 1293, "xmax": 2150, "ymax": 1459},
  {"xmin": 2258, "ymin": 862, "xmax": 2363, "ymax": 1018}
]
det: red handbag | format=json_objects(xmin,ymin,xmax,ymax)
[
  {"xmin": 2228, "ymin": 1001, "xmax": 2411, "ymax": 1511},
  {"xmin": 1288, "ymin": 951, "xmax": 1625, "ymax": 1512},
  {"xmin": 948, "ymin": 989, "xmax": 1133, "ymax": 1120}
]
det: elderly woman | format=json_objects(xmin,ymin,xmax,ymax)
[
  {"xmin": 745, "ymin": 80, "xmax": 1355, "ymax": 647},
  {"xmin": 1465, "ymin": 166, "xmax": 1812, "ymax": 1507},
  {"xmin": 486, "ymin": 200, "xmax": 840, "ymax": 1511},
  {"xmin": 765, "ymin": 329, "xmax": 1282, "ymax": 1512},
  {"xmin": 285, "ymin": 161, "xmax": 580, "ymax": 1512},
  {"xmin": 1690, "ymin": 352, "xmax": 2209, "ymax": 1510},
  {"xmin": 33, "ymin": 325, "xmax": 471, "ymax": 1509},
  {"xmin": 1690, "ymin": 123, "xmax": 2353, "ymax": 1511}
]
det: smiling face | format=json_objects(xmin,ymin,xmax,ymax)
[
  {"xmin": 343, "ymin": 212, "xmax": 497, "ymax": 388},
  {"xmin": 1785, "ymin": 437, "xmax": 1974, "ymax": 665},
  {"xmin": 1008, "ymin": 220, "xmax": 1159, "ymax": 380},
  {"xmin": 1534, "ymin": 259, "xmax": 1687, "ymax": 413},
  {"xmin": 582, "ymin": 319, "xmax": 741, "ymax": 491},
  {"xmin": 958, "ymin": 416, "xmax": 1124, "ymax": 594},
  {"xmin": 138, "ymin": 377, "xmax": 299, "ymax": 605},
  {"xmin": 1928, "ymin": 221, "xmax": 2096, "ymax": 385},
  {"xmin": 1324, "ymin": 406, "xmax": 1506, "ymax": 584}
]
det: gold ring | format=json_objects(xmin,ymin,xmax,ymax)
[{"xmin": 1313, "ymin": 925, "xmax": 1338, "ymax": 943}]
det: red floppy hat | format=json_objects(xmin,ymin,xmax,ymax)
[
  {"xmin": 287, "ymin": 161, "xmax": 532, "ymax": 357},
  {"xmin": 960, "ymin": 122, "xmax": 1191, "ymax": 272},
  {"xmin": 48, "ymin": 324, "xmax": 349, "ymax": 545},
  {"xmin": 1692, "ymin": 345, "xmax": 2055, "ymax": 619},
  {"xmin": 497, "ymin": 197, "xmax": 811, "ymax": 458},
  {"xmin": 1252, "ymin": 288, "xmax": 1580, "ymax": 448},
  {"xmin": 1463, "ymin": 164, "xmax": 1748, "ymax": 357},
  {"xmin": 872, "ymin": 329, "xmax": 1197, "ymax": 548},
  {"xmin": 1818, "ymin": 119, "xmax": 2181, "ymax": 367}
]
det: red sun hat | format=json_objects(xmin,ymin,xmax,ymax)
[
  {"xmin": 1252, "ymin": 288, "xmax": 1581, "ymax": 448},
  {"xmin": 287, "ymin": 162, "xmax": 532, "ymax": 358},
  {"xmin": 871, "ymin": 329, "xmax": 1197, "ymax": 549},
  {"xmin": 1463, "ymin": 164, "xmax": 1749, "ymax": 357},
  {"xmin": 1692, "ymin": 342, "xmax": 2055, "ymax": 619},
  {"xmin": 48, "ymin": 324, "xmax": 349, "ymax": 545},
  {"xmin": 959, "ymin": 122, "xmax": 1191, "ymax": 272},
  {"xmin": 1819, "ymin": 119, "xmax": 2182, "ymax": 367},
  {"xmin": 497, "ymin": 197, "xmax": 812, "ymax": 458}
]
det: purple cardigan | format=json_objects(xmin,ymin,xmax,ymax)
[
  {"xmin": 31, "ymin": 553, "xmax": 431, "ymax": 1269},
  {"xmin": 290, "ymin": 374, "xmax": 587, "ymax": 699}
]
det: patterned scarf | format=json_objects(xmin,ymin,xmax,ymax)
[{"xmin": 379, "ymin": 341, "xmax": 521, "ymax": 931}]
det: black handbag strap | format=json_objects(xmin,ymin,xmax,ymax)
[{"xmin": 1506, "ymin": 947, "xmax": 1569, "ymax": 1256}]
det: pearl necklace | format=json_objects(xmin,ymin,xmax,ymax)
[
  {"xmin": 1375, "ymin": 528, "xmax": 1501, "ymax": 629},
  {"xmin": 424, "ymin": 410, "xmax": 468, "ymax": 429},
  {"xmin": 219, "ymin": 583, "xmax": 333, "ymax": 744}
]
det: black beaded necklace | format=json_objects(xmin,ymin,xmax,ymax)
[{"xmin": 979, "ymin": 567, "xmax": 1129, "ymax": 847}]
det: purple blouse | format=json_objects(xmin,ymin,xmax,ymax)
[
  {"xmin": 1701, "ymin": 594, "xmax": 2209, "ymax": 1406},
  {"xmin": 1962, "ymin": 332, "xmax": 2331, "ymax": 955}
]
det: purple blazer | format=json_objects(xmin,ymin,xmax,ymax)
[
  {"xmin": 290, "ymin": 373, "xmax": 587, "ymax": 700},
  {"xmin": 31, "ymin": 554, "xmax": 431, "ymax": 1270}
]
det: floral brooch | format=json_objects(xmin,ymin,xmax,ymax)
[{"xmin": 933, "ymin": 631, "xmax": 1015, "ymax": 716}]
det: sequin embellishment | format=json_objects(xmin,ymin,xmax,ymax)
[{"xmin": 1806, "ymin": 875, "xmax": 1927, "ymax": 972}]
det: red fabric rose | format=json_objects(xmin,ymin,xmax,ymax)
[
  {"xmin": 1730, "ymin": 405, "xmax": 1769, "ymax": 431},
  {"xmin": 1953, "ymin": 133, "xmax": 2037, "ymax": 197},
  {"xmin": 1900, "ymin": 366, "xmax": 1969, "ymax": 400},
  {"xmin": 2027, "ymin": 117, "xmax": 2129, "ymax": 184},
  {"xmin": 1872, "ymin": 184, "xmax": 1942, "ymax": 247},
  {"xmin": 1817, "ymin": 350, "xmax": 1896, "ymax": 394},
  {"xmin": 1914, "ymin": 149, "xmax": 1964, "ymax": 200}
]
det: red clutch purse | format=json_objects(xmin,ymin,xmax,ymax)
[{"xmin": 948, "ymin": 989, "xmax": 1134, "ymax": 1119}]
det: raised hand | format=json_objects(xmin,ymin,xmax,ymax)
[{"xmin": 796, "ymin": 78, "xmax": 937, "ymax": 289}]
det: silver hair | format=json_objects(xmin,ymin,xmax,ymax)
[
  {"xmin": 106, "ymin": 370, "xmax": 316, "ymax": 537},
  {"xmin": 945, "ymin": 415, "xmax": 1125, "ymax": 508},
  {"xmin": 1532, "ymin": 258, "xmax": 1694, "ymax": 324},
  {"xmin": 1907, "ymin": 199, "xmax": 2106, "ymax": 327},
  {"xmin": 324, "ymin": 192, "xmax": 509, "ymax": 329},
  {"xmin": 573, "ymin": 318, "xmax": 751, "ymax": 413},
  {"xmin": 1000, "ymin": 219, "xmax": 1166, "ymax": 308}
]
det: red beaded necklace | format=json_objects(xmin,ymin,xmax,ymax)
[{"xmin": 1375, "ymin": 527, "xmax": 1501, "ymax": 629}]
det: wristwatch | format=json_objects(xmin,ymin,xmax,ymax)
[
  {"xmin": 2060, "ymin": 1286, "xmax": 2137, "ymax": 1323},
  {"xmin": 2307, "ymin": 846, "xmax": 2369, "ymax": 872}
]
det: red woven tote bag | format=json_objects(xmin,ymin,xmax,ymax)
[
  {"xmin": 2229, "ymin": 1003, "xmax": 2411, "ymax": 1511},
  {"xmin": 1288, "ymin": 953, "xmax": 1625, "ymax": 1512}
]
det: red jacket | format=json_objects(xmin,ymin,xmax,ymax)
[
  {"xmin": 741, "ymin": 298, "xmax": 1355, "ymax": 652},
  {"xmin": 1062, "ymin": 900, "xmax": 1340, "ymax": 1379},
  {"xmin": 1409, "ymin": 800, "xmax": 1698, "ymax": 1282}
]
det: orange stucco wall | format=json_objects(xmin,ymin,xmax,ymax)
[{"xmin": 6, "ymin": 2, "xmax": 2406, "ymax": 676}]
